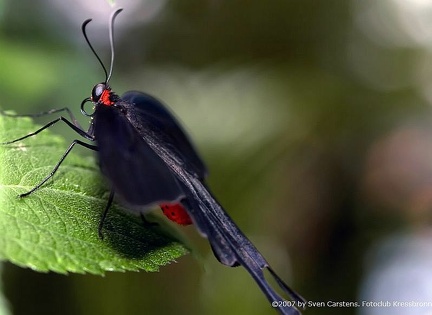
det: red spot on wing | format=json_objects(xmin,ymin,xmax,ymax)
[
  {"xmin": 101, "ymin": 89, "xmax": 114, "ymax": 106},
  {"xmin": 160, "ymin": 203, "xmax": 192, "ymax": 226}
]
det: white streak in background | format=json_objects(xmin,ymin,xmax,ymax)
[
  {"xmin": 349, "ymin": 0, "xmax": 432, "ymax": 92},
  {"xmin": 394, "ymin": 0, "xmax": 432, "ymax": 47},
  {"xmin": 47, "ymin": 0, "xmax": 167, "ymax": 36},
  {"xmin": 359, "ymin": 232, "xmax": 432, "ymax": 315},
  {"xmin": 361, "ymin": 126, "xmax": 432, "ymax": 314},
  {"xmin": 353, "ymin": 0, "xmax": 432, "ymax": 48}
]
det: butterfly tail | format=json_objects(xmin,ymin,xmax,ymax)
[{"xmin": 179, "ymin": 177, "xmax": 305, "ymax": 315}]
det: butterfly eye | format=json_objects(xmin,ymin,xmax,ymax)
[{"xmin": 91, "ymin": 83, "xmax": 106, "ymax": 102}]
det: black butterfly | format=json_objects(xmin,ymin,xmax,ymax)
[{"xmin": 1, "ymin": 9, "xmax": 305, "ymax": 315}]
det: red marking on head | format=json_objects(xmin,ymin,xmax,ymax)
[
  {"xmin": 100, "ymin": 89, "xmax": 114, "ymax": 106},
  {"xmin": 160, "ymin": 203, "xmax": 192, "ymax": 226}
]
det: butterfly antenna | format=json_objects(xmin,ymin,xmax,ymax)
[
  {"xmin": 81, "ymin": 19, "xmax": 108, "ymax": 82},
  {"xmin": 107, "ymin": 8, "xmax": 123, "ymax": 83},
  {"xmin": 81, "ymin": 8, "xmax": 123, "ymax": 83}
]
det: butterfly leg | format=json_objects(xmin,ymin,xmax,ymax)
[
  {"xmin": 0, "ymin": 107, "xmax": 84, "ymax": 130},
  {"xmin": 20, "ymin": 140, "xmax": 97, "ymax": 197},
  {"xmin": 98, "ymin": 189, "xmax": 115, "ymax": 239}
]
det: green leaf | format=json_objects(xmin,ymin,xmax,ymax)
[{"xmin": 0, "ymin": 113, "xmax": 188, "ymax": 274}]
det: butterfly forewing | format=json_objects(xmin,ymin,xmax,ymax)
[
  {"xmin": 93, "ymin": 102, "xmax": 184, "ymax": 207},
  {"xmin": 121, "ymin": 91, "xmax": 207, "ymax": 180}
]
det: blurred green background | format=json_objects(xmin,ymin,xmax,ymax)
[{"xmin": 2, "ymin": 0, "xmax": 432, "ymax": 315}]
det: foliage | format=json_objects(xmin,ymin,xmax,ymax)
[{"xmin": 0, "ymin": 113, "xmax": 188, "ymax": 274}]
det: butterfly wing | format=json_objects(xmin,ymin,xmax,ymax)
[
  {"xmin": 93, "ymin": 104, "xmax": 184, "ymax": 207},
  {"xmin": 179, "ymin": 178, "xmax": 305, "ymax": 315},
  {"xmin": 128, "ymin": 116, "xmax": 305, "ymax": 315},
  {"xmin": 98, "ymin": 92, "xmax": 304, "ymax": 314},
  {"xmin": 121, "ymin": 91, "xmax": 207, "ymax": 180}
]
